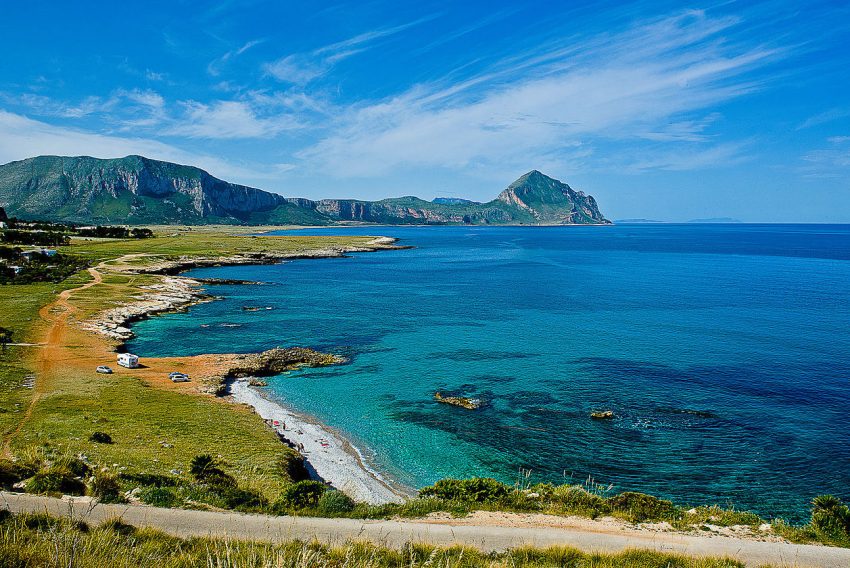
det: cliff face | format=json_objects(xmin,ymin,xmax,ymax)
[
  {"xmin": 0, "ymin": 156, "xmax": 609, "ymax": 226},
  {"xmin": 0, "ymin": 155, "xmax": 307, "ymax": 224}
]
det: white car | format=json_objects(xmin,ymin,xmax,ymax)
[
  {"xmin": 170, "ymin": 373, "xmax": 190, "ymax": 383},
  {"xmin": 96, "ymin": 366, "xmax": 113, "ymax": 374}
]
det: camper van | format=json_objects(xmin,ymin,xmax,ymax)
[{"xmin": 117, "ymin": 353, "xmax": 139, "ymax": 368}]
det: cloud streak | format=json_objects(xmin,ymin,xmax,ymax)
[{"xmin": 296, "ymin": 10, "xmax": 783, "ymax": 180}]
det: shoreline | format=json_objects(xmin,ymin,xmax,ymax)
[
  {"xmin": 78, "ymin": 235, "xmax": 412, "ymax": 504},
  {"xmin": 228, "ymin": 379, "xmax": 410, "ymax": 504}
]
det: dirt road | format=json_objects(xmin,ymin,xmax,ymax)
[
  {"xmin": 1, "ymin": 267, "xmax": 103, "ymax": 458},
  {"xmin": 3, "ymin": 492, "xmax": 849, "ymax": 567}
]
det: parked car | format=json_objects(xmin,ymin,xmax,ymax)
[
  {"xmin": 96, "ymin": 365, "xmax": 113, "ymax": 374},
  {"xmin": 170, "ymin": 373, "xmax": 190, "ymax": 383}
]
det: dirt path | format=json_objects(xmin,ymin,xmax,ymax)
[
  {"xmin": 1, "ymin": 268, "xmax": 102, "ymax": 458},
  {"xmin": 3, "ymin": 492, "xmax": 849, "ymax": 567}
]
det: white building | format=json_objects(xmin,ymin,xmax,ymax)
[{"xmin": 117, "ymin": 353, "xmax": 139, "ymax": 368}]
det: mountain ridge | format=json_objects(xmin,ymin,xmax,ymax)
[{"xmin": 0, "ymin": 155, "xmax": 609, "ymax": 226}]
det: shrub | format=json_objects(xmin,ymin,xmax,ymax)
[
  {"xmin": 53, "ymin": 456, "xmax": 90, "ymax": 477},
  {"xmin": 89, "ymin": 431, "xmax": 113, "ymax": 444},
  {"xmin": 277, "ymin": 454, "xmax": 310, "ymax": 482},
  {"xmin": 551, "ymin": 485, "xmax": 611, "ymax": 516},
  {"xmin": 190, "ymin": 454, "xmax": 226, "ymax": 481},
  {"xmin": 317, "ymin": 490, "xmax": 355, "ymax": 515},
  {"xmin": 89, "ymin": 473, "xmax": 125, "ymax": 503},
  {"xmin": 608, "ymin": 492, "xmax": 679, "ymax": 522},
  {"xmin": 218, "ymin": 487, "xmax": 267, "ymax": 511},
  {"xmin": 811, "ymin": 495, "xmax": 850, "ymax": 541},
  {"xmin": 275, "ymin": 480, "xmax": 327, "ymax": 511},
  {"xmin": 139, "ymin": 486, "xmax": 180, "ymax": 508},
  {"xmin": 25, "ymin": 469, "xmax": 86, "ymax": 496},
  {"xmin": 419, "ymin": 478, "xmax": 510, "ymax": 503}
]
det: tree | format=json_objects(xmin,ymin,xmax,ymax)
[{"xmin": 0, "ymin": 327, "xmax": 12, "ymax": 351}]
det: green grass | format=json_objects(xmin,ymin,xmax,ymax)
[{"xmin": 0, "ymin": 511, "xmax": 751, "ymax": 568}]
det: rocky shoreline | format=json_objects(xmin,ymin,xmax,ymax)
[
  {"xmin": 75, "ymin": 236, "xmax": 408, "ymax": 504},
  {"xmin": 81, "ymin": 237, "xmax": 402, "ymax": 342}
]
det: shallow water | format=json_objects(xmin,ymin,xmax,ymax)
[{"xmin": 128, "ymin": 224, "xmax": 850, "ymax": 520}]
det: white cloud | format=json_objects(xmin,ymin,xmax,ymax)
[
  {"xmin": 264, "ymin": 16, "xmax": 435, "ymax": 85},
  {"xmin": 297, "ymin": 11, "xmax": 781, "ymax": 179},
  {"xmin": 165, "ymin": 100, "xmax": 300, "ymax": 139},
  {"xmin": 0, "ymin": 109, "xmax": 282, "ymax": 185}
]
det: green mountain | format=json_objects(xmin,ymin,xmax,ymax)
[{"xmin": 0, "ymin": 156, "xmax": 609, "ymax": 226}]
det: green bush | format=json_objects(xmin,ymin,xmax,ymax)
[
  {"xmin": 52, "ymin": 456, "xmax": 90, "ymax": 477},
  {"xmin": 218, "ymin": 486, "xmax": 268, "ymax": 511},
  {"xmin": 275, "ymin": 480, "xmax": 327, "ymax": 511},
  {"xmin": 139, "ymin": 486, "xmax": 180, "ymax": 508},
  {"xmin": 190, "ymin": 454, "xmax": 227, "ymax": 481},
  {"xmin": 419, "ymin": 477, "xmax": 510, "ymax": 503},
  {"xmin": 551, "ymin": 485, "xmax": 611, "ymax": 516},
  {"xmin": 88, "ymin": 431, "xmax": 113, "ymax": 444},
  {"xmin": 317, "ymin": 490, "xmax": 355, "ymax": 515},
  {"xmin": 24, "ymin": 469, "xmax": 86, "ymax": 496},
  {"xmin": 811, "ymin": 495, "xmax": 850, "ymax": 542},
  {"xmin": 89, "ymin": 473, "xmax": 125, "ymax": 503},
  {"xmin": 608, "ymin": 492, "xmax": 679, "ymax": 522}
]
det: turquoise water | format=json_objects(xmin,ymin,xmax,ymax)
[{"xmin": 128, "ymin": 225, "xmax": 850, "ymax": 520}]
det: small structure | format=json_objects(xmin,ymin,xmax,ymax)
[
  {"xmin": 117, "ymin": 353, "xmax": 139, "ymax": 368},
  {"xmin": 40, "ymin": 249, "xmax": 58, "ymax": 257}
]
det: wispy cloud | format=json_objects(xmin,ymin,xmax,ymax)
[
  {"xmin": 264, "ymin": 16, "xmax": 436, "ymax": 85},
  {"xmin": 0, "ymin": 109, "xmax": 279, "ymax": 183},
  {"xmin": 798, "ymin": 107, "xmax": 850, "ymax": 130},
  {"xmin": 800, "ymin": 136, "xmax": 850, "ymax": 178},
  {"xmin": 165, "ymin": 99, "xmax": 300, "ymax": 139},
  {"xmin": 207, "ymin": 38, "xmax": 265, "ymax": 76},
  {"xmin": 297, "ymin": 10, "xmax": 783, "ymax": 180}
]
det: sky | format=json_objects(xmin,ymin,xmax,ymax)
[{"xmin": 1, "ymin": 0, "xmax": 849, "ymax": 222}]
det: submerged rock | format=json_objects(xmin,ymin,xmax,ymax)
[
  {"xmin": 434, "ymin": 391, "xmax": 482, "ymax": 410},
  {"xmin": 591, "ymin": 410, "xmax": 615, "ymax": 419}
]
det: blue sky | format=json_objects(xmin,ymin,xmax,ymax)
[{"xmin": 1, "ymin": 0, "xmax": 849, "ymax": 221}]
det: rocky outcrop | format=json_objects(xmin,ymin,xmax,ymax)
[
  {"xmin": 80, "ymin": 276, "xmax": 210, "ymax": 341},
  {"xmin": 224, "ymin": 347, "xmax": 344, "ymax": 379},
  {"xmin": 0, "ymin": 206, "xmax": 7, "ymax": 222},
  {"xmin": 434, "ymin": 392, "xmax": 482, "ymax": 410},
  {"xmin": 0, "ymin": 155, "xmax": 608, "ymax": 226}
]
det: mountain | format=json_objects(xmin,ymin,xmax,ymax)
[{"xmin": 0, "ymin": 156, "xmax": 609, "ymax": 226}]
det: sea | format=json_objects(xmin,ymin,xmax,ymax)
[{"xmin": 127, "ymin": 224, "xmax": 850, "ymax": 521}]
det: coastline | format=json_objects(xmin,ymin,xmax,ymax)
[
  {"xmin": 77, "ymin": 235, "xmax": 412, "ymax": 504},
  {"xmin": 228, "ymin": 379, "xmax": 409, "ymax": 504}
]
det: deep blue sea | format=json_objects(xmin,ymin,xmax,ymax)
[{"xmin": 128, "ymin": 224, "xmax": 850, "ymax": 521}]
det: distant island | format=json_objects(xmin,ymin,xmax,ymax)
[
  {"xmin": 688, "ymin": 217, "xmax": 741, "ymax": 224},
  {"xmin": 0, "ymin": 155, "xmax": 609, "ymax": 226}
]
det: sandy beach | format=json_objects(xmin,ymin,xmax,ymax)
[{"xmin": 229, "ymin": 379, "xmax": 408, "ymax": 505}]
